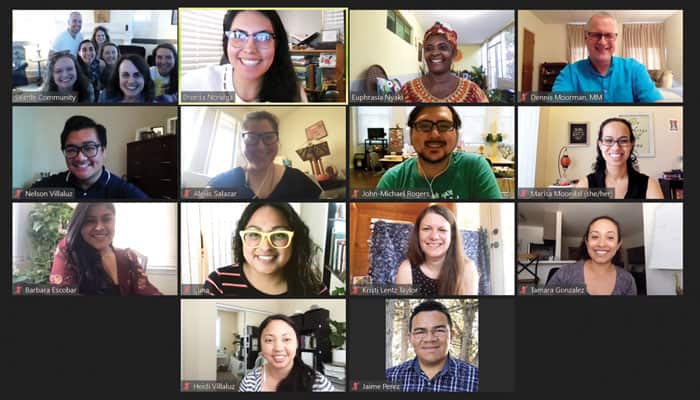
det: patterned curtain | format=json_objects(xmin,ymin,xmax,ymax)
[{"xmin": 368, "ymin": 220, "xmax": 491, "ymax": 294}]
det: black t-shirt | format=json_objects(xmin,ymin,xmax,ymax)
[{"xmin": 207, "ymin": 166, "xmax": 322, "ymax": 200}]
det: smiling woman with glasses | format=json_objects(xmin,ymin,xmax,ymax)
[
  {"xmin": 208, "ymin": 111, "xmax": 322, "ymax": 200},
  {"xmin": 182, "ymin": 10, "xmax": 307, "ymax": 102},
  {"xmin": 575, "ymin": 117, "xmax": 664, "ymax": 199},
  {"xmin": 204, "ymin": 202, "xmax": 327, "ymax": 296}
]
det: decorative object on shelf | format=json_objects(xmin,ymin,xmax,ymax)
[
  {"xmin": 568, "ymin": 122, "xmax": 588, "ymax": 146},
  {"xmin": 388, "ymin": 124, "xmax": 403, "ymax": 154},
  {"xmin": 619, "ymin": 113, "xmax": 654, "ymax": 157},
  {"xmin": 296, "ymin": 141, "xmax": 331, "ymax": 181},
  {"xmin": 151, "ymin": 126, "xmax": 165, "ymax": 136},
  {"xmin": 557, "ymin": 145, "xmax": 572, "ymax": 186},
  {"xmin": 305, "ymin": 120, "xmax": 328, "ymax": 140}
]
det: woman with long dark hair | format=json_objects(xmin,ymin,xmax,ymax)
[
  {"xmin": 182, "ymin": 10, "xmax": 307, "ymax": 102},
  {"xmin": 204, "ymin": 202, "xmax": 326, "ymax": 296},
  {"xmin": 546, "ymin": 216, "xmax": 637, "ymax": 295},
  {"xmin": 149, "ymin": 43, "xmax": 178, "ymax": 102},
  {"xmin": 395, "ymin": 204, "xmax": 479, "ymax": 295},
  {"xmin": 42, "ymin": 52, "xmax": 94, "ymax": 103},
  {"xmin": 99, "ymin": 54, "xmax": 173, "ymax": 103},
  {"xmin": 576, "ymin": 117, "xmax": 664, "ymax": 199},
  {"xmin": 49, "ymin": 203, "xmax": 161, "ymax": 295},
  {"xmin": 238, "ymin": 314, "xmax": 334, "ymax": 391},
  {"xmin": 76, "ymin": 39, "xmax": 105, "ymax": 100}
]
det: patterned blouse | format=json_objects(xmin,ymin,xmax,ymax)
[{"xmin": 399, "ymin": 77, "xmax": 488, "ymax": 103}]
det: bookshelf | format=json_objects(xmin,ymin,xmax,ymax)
[
  {"xmin": 539, "ymin": 62, "xmax": 567, "ymax": 92},
  {"xmin": 290, "ymin": 42, "xmax": 345, "ymax": 102}
]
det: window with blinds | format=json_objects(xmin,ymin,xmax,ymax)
[
  {"xmin": 206, "ymin": 111, "xmax": 242, "ymax": 177},
  {"xmin": 322, "ymin": 9, "xmax": 345, "ymax": 42},
  {"xmin": 180, "ymin": 9, "xmax": 227, "ymax": 73}
]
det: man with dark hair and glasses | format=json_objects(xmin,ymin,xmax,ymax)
[
  {"xmin": 386, "ymin": 300, "xmax": 479, "ymax": 392},
  {"xmin": 30, "ymin": 115, "xmax": 148, "ymax": 198},
  {"xmin": 376, "ymin": 105, "xmax": 501, "ymax": 199},
  {"xmin": 552, "ymin": 12, "xmax": 662, "ymax": 103}
]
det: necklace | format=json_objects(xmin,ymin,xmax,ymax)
[
  {"xmin": 416, "ymin": 156, "xmax": 452, "ymax": 197},
  {"xmin": 246, "ymin": 165, "xmax": 275, "ymax": 199}
]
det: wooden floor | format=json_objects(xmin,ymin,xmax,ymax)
[{"xmin": 349, "ymin": 168, "xmax": 382, "ymax": 190}]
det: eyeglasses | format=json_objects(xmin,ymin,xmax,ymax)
[
  {"xmin": 586, "ymin": 32, "xmax": 618, "ymax": 41},
  {"xmin": 226, "ymin": 30, "xmax": 276, "ymax": 49},
  {"xmin": 63, "ymin": 142, "xmax": 102, "ymax": 158},
  {"xmin": 239, "ymin": 230, "xmax": 294, "ymax": 249},
  {"xmin": 411, "ymin": 120, "xmax": 456, "ymax": 134},
  {"xmin": 410, "ymin": 326, "xmax": 449, "ymax": 341},
  {"xmin": 599, "ymin": 136, "xmax": 632, "ymax": 147},
  {"xmin": 242, "ymin": 131, "xmax": 279, "ymax": 145}
]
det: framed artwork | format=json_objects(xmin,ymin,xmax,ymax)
[
  {"xmin": 619, "ymin": 113, "xmax": 654, "ymax": 157},
  {"xmin": 305, "ymin": 120, "xmax": 328, "ymax": 141},
  {"xmin": 568, "ymin": 122, "xmax": 589, "ymax": 146},
  {"xmin": 94, "ymin": 10, "xmax": 110, "ymax": 23},
  {"xmin": 668, "ymin": 119, "xmax": 679, "ymax": 133}
]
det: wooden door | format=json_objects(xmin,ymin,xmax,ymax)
[
  {"xmin": 521, "ymin": 29, "xmax": 534, "ymax": 92},
  {"xmin": 349, "ymin": 202, "xmax": 456, "ymax": 280}
]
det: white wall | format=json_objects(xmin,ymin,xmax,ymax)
[
  {"xmin": 181, "ymin": 300, "xmax": 217, "ymax": 381},
  {"xmin": 13, "ymin": 106, "xmax": 177, "ymax": 188},
  {"xmin": 517, "ymin": 224, "xmax": 544, "ymax": 254},
  {"xmin": 279, "ymin": 10, "xmax": 323, "ymax": 40}
]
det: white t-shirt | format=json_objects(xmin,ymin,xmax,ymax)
[
  {"xmin": 149, "ymin": 66, "xmax": 171, "ymax": 97},
  {"xmin": 51, "ymin": 30, "xmax": 84, "ymax": 55}
]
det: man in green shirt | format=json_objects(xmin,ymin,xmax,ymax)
[{"xmin": 377, "ymin": 105, "xmax": 502, "ymax": 199}]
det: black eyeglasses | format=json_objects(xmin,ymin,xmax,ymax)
[
  {"xmin": 63, "ymin": 142, "xmax": 102, "ymax": 158},
  {"xmin": 225, "ymin": 30, "xmax": 276, "ymax": 49},
  {"xmin": 411, "ymin": 120, "xmax": 456, "ymax": 134},
  {"xmin": 586, "ymin": 32, "xmax": 618, "ymax": 41},
  {"xmin": 599, "ymin": 136, "xmax": 632, "ymax": 147},
  {"xmin": 242, "ymin": 131, "xmax": 279, "ymax": 145}
]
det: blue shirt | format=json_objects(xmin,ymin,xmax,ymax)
[
  {"xmin": 385, "ymin": 355, "xmax": 479, "ymax": 392},
  {"xmin": 30, "ymin": 167, "xmax": 148, "ymax": 199},
  {"xmin": 552, "ymin": 56, "xmax": 662, "ymax": 103}
]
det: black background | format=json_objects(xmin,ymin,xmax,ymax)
[{"xmin": 4, "ymin": 0, "xmax": 697, "ymax": 398}]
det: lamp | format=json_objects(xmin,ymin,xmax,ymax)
[{"xmin": 557, "ymin": 146, "xmax": 571, "ymax": 185}]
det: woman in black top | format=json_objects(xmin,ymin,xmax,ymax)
[
  {"xmin": 576, "ymin": 117, "xmax": 663, "ymax": 199},
  {"xmin": 204, "ymin": 202, "xmax": 327, "ymax": 296}
]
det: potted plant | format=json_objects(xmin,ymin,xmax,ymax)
[{"xmin": 329, "ymin": 319, "xmax": 346, "ymax": 365}]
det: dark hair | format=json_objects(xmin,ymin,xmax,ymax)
[
  {"xmin": 258, "ymin": 314, "xmax": 316, "ymax": 391},
  {"xmin": 60, "ymin": 115, "xmax": 107, "ymax": 149},
  {"xmin": 408, "ymin": 105, "xmax": 462, "ymax": 131},
  {"xmin": 151, "ymin": 43, "xmax": 178, "ymax": 95},
  {"xmin": 577, "ymin": 216, "xmax": 624, "ymax": 267},
  {"xmin": 65, "ymin": 203, "xmax": 116, "ymax": 294},
  {"xmin": 222, "ymin": 10, "xmax": 300, "ymax": 102},
  {"xmin": 105, "ymin": 54, "xmax": 155, "ymax": 102},
  {"xmin": 76, "ymin": 39, "xmax": 97, "ymax": 71},
  {"xmin": 45, "ymin": 52, "xmax": 93, "ymax": 102},
  {"xmin": 409, "ymin": 300, "xmax": 453, "ymax": 331},
  {"xmin": 592, "ymin": 117, "xmax": 639, "ymax": 174},
  {"xmin": 233, "ymin": 203, "xmax": 323, "ymax": 296},
  {"xmin": 99, "ymin": 42, "xmax": 120, "ymax": 63},
  {"xmin": 91, "ymin": 26, "xmax": 111, "ymax": 49},
  {"xmin": 407, "ymin": 205, "xmax": 466, "ymax": 295},
  {"xmin": 243, "ymin": 110, "xmax": 279, "ymax": 132}
]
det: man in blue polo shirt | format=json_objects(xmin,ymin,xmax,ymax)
[
  {"xmin": 552, "ymin": 13, "xmax": 662, "ymax": 103},
  {"xmin": 30, "ymin": 115, "xmax": 148, "ymax": 199},
  {"xmin": 386, "ymin": 300, "xmax": 479, "ymax": 392}
]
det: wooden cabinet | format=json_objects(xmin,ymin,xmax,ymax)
[
  {"xmin": 539, "ymin": 62, "xmax": 567, "ymax": 92},
  {"xmin": 290, "ymin": 42, "xmax": 345, "ymax": 102},
  {"xmin": 127, "ymin": 135, "xmax": 177, "ymax": 199}
]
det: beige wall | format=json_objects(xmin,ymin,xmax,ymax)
[
  {"xmin": 454, "ymin": 44, "xmax": 482, "ymax": 72},
  {"xmin": 12, "ymin": 106, "xmax": 177, "ymax": 188},
  {"xmin": 517, "ymin": 11, "xmax": 569, "ymax": 91},
  {"xmin": 664, "ymin": 11, "xmax": 683, "ymax": 84},
  {"xmin": 349, "ymin": 10, "xmax": 423, "ymax": 81},
  {"xmin": 218, "ymin": 310, "xmax": 240, "ymax": 359},
  {"xmin": 534, "ymin": 106, "xmax": 683, "ymax": 187},
  {"xmin": 181, "ymin": 300, "xmax": 217, "ymax": 381}
]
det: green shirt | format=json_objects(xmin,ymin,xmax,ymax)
[{"xmin": 376, "ymin": 152, "xmax": 502, "ymax": 200}]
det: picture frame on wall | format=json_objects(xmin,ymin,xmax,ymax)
[
  {"xmin": 619, "ymin": 113, "xmax": 654, "ymax": 157},
  {"xmin": 568, "ymin": 122, "xmax": 588, "ymax": 146},
  {"xmin": 305, "ymin": 120, "xmax": 328, "ymax": 141}
]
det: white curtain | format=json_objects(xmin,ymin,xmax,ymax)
[
  {"xmin": 517, "ymin": 107, "xmax": 540, "ymax": 187},
  {"xmin": 621, "ymin": 23, "xmax": 665, "ymax": 69},
  {"xmin": 567, "ymin": 24, "xmax": 588, "ymax": 63}
]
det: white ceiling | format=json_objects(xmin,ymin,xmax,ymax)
[
  {"xmin": 518, "ymin": 203, "xmax": 643, "ymax": 237},
  {"xmin": 528, "ymin": 10, "xmax": 681, "ymax": 24},
  {"xmin": 403, "ymin": 10, "xmax": 514, "ymax": 45}
]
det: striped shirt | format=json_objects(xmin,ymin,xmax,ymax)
[
  {"xmin": 203, "ymin": 264, "xmax": 328, "ymax": 296},
  {"xmin": 238, "ymin": 366, "xmax": 335, "ymax": 392},
  {"xmin": 386, "ymin": 355, "xmax": 479, "ymax": 392}
]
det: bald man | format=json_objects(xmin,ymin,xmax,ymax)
[
  {"xmin": 50, "ymin": 12, "xmax": 84, "ymax": 57},
  {"xmin": 552, "ymin": 13, "xmax": 661, "ymax": 103}
]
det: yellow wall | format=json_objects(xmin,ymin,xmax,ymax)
[
  {"xmin": 517, "ymin": 11, "xmax": 568, "ymax": 91},
  {"xmin": 454, "ymin": 44, "xmax": 482, "ymax": 72},
  {"xmin": 349, "ymin": 10, "xmax": 423, "ymax": 81},
  {"xmin": 534, "ymin": 106, "xmax": 683, "ymax": 187},
  {"xmin": 664, "ymin": 11, "xmax": 683, "ymax": 84}
]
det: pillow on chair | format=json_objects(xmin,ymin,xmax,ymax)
[{"xmin": 376, "ymin": 77, "xmax": 401, "ymax": 96}]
